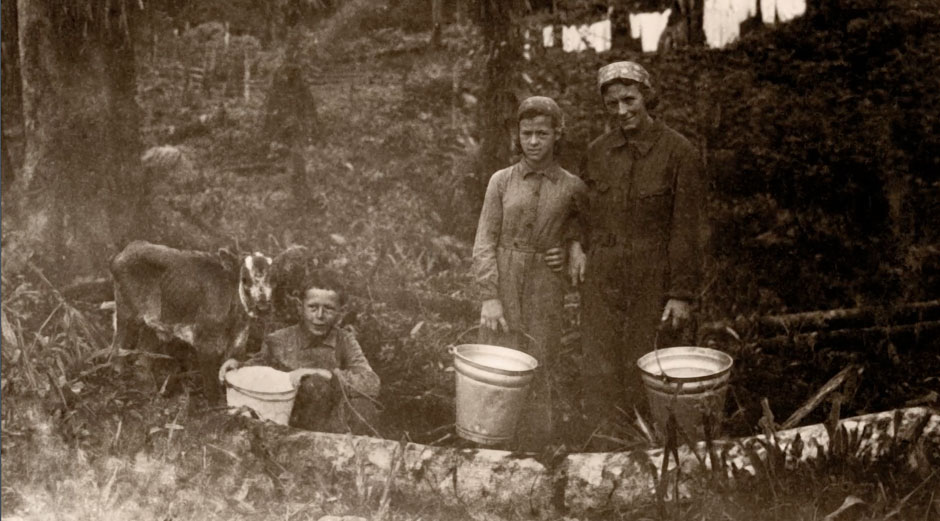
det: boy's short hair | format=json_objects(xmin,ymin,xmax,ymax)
[{"xmin": 300, "ymin": 268, "xmax": 347, "ymax": 306}]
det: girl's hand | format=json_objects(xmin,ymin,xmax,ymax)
[{"xmin": 480, "ymin": 299, "xmax": 509, "ymax": 332}]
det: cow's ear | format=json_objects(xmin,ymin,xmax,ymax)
[{"xmin": 217, "ymin": 247, "xmax": 240, "ymax": 272}]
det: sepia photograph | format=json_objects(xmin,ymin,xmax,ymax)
[{"xmin": 1, "ymin": 0, "xmax": 938, "ymax": 519}]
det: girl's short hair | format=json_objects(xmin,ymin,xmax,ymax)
[
  {"xmin": 516, "ymin": 96, "xmax": 565, "ymax": 134},
  {"xmin": 518, "ymin": 107, "xmax": 564, "ymax": 133},
  {"xmin": 514, "ymin": 96, "xmax": 566, "ymax": 156}
]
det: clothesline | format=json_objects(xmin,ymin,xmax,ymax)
[{"xmin": 538, "ymin": 0, "xmax": 805, "ymax": 54}]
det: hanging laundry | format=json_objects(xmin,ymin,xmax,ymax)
[
  {"xmin": 761, "ymin": 0, "xmax": 806, "ymax": 23},
  {"xmin": 704, "ymin": 0, "xmax": 756, "ymax": 48},
  {"xmin": 628, "ymin": 9, "xmax": 671, "ymax": 53},
  {"xmin": 775, "ymin": 0, "xmax": 806, "ymax": 22},
  {"xmin": 543, "ymin": 25, "xmax": 554, "ymax": 47},
  {"xmin": 562, "ymin": 24, "xmax": 587, "ymax": 52},
  {"xmin": 585, "ymin": 19, "xmax": 612, "ymax": 53},
  {"xmin": 555, "ymin": 19, "xmax": 611, "ymax": 53},
  {"xmin": 760, "ymin": 0, "xmax": 776, "ymax": 23}
]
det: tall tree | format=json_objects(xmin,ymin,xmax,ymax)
[
  {"xmin": 2, "ymin": 0, "xmax": 22, "ymax": 193},
  {"xmin": 15, "ymin": 0, "xmax": 148, "ymax": 280},
  {"xmin": 263, "ymin": 0, "xmax": 318, "ymax": 203},
  {"xmin": 474, "ymin": 0, "xmax": 525, "ymax": 202}
]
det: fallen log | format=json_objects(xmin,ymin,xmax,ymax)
[
  {"xmin": 219, "ymin": 407, "xmax": 939, "ymax": 516},
  {"xmin": 751, "ymin": 320, "xmax": 940, "ymax": 353},
  {"xmin": 707, "ymin": 300, "xmax": 940, "ymax": 338}
]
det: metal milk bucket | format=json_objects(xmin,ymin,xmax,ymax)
[
  {"xmin": 453, "ymin": 344, "xmax": 538, "ymax": 445},
  {"xmin": 225, "ymin": 366, "xmax": 298, "ymax": 426},
  {"xmin": 636, "ymin": 346, "xmax": 733, "ymax": 440}
]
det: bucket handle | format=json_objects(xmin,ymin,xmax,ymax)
[
  {"xmin": 651, "ymin": 324, "xmax": 676, "ymax": 383},
  {"xmin": 651, "ymin": 326, "xmax": 688, "ymax": 410},
  {"xmin": 448, "ymin": 324, "xmax": 542, "ymax": 356}
]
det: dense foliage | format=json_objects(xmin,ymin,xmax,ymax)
[{"xmin": 2, "ymin": 1, "xmax": 938, "ymax": 519}]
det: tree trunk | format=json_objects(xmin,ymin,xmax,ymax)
[
  {"xmin": 430, "ymin": 0, "xmax": 444, "ymax": 48},
  {"xmin": 16, "ymin": 0, "xmax": 146, "ymax": 281},
  {"xmin": 2, "ymin": 0, "xmax": 22, "ymax": 196},
  {"xmin": 474, "ymin": 0, "xmax": 525, "ymax": 203},
  {"xmin": 264, "ymin": 1, "xmax": 316, "ymax": 204},
  {"xmin": 688, "ymin": 0, "xmax": 705, "ymax": 45}
]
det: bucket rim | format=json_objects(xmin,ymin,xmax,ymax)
[
  {"xmin": 636, "ymin": 346, "xmax": 733, "ymax": 383},
  {"xmin": 225, "ymin": 366, "xmax": 297, "ymax": 397},
  {"xmin": 453, "ymin": 343, "xmax": 538, "ymax": 376},
  {"xmin": 226, "ymin": 383, "xmax": 297, "ymax": 400}
]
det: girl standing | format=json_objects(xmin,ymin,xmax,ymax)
[{"xmin": 472, "ymin": 96, "xmax": 587, "ymax": 449}]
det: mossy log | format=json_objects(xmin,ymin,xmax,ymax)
[
  {"xmin": 224, "ymin": 407, "xmax": 939, "ymax": 515},
  {"xmin": 705, "ymin": 300, "xmax": 940, "ymax": 338},
  {"xmin": 751, "ymin": 320, "xmax": 940, "ymax": 353}
]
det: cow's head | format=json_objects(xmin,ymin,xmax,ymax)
[{"xmin": 221, "ymin": 248, "xmax": 274, "ymax": 317}]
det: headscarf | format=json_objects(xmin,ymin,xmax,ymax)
[
  {"xmin": 597, "ymin": 61, "xmax": 652, "ymax": 93},
  {"xmin": 517, "ymin": 96, "xmax": 565, "ymax": 131}
]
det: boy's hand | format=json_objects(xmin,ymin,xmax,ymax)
[
  {"xmin": 289, "ymin": 368, "xmax": 332, "ymax": 388},
  {"xmin": 544, "ymin": 247, "xmax": 565, "ymax": 272},
  {"xmin": 480, "ymin": 298, "xmax": 508, "ymax": 333},
  {"xmin": 218, "ymin": 358, "xmax": 241, "ymax": 384}
]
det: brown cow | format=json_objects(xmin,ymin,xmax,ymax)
[{"xmin": 110, "ymin": 241, "xmax": 274, "ymax": 403}]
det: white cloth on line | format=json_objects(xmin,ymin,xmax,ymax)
[
  {"xmin": 562, "ymin": 24, "xmax": 586, "ymax": 52},
  {"xmin": 704, "ymin": 0, "xmax": 756, "ymax": 48},
  {"xmin": 585, "ymin": 19, "xmax": 612, "ymax": 52},
  {"xmin": 543, "ymin": 25, "xmax": 554, "ymax": 47},
  {"xmin": 628, "ymin": 9, "xmax": 671, "ymax": 53},
  {"xmin": 775, "ymin": 0, "xmax": 806, "ymax": 22}
]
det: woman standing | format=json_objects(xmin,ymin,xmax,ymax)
[
  {"xmin": 579, "ymin": 61, "xmax": 705, "ymax": 440},
  {"xmin": 472, "ymin": 96, "xmax": 587, "ymax": 449}
]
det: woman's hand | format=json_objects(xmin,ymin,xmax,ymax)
[
  {"xmin": 544, "ymin": 247, "xmax": 565, "ymax": 272},
  {"xmin": 480, "ymin": 298, "xmax": 509, "ymax": 333},
  {"xmin": 660, "ymin": 299, "xmax": 691, "ymax": 330},
  {"xmin": 218, "ymin": 358, "xmax": 241, "ymax": 384},
  {"xmin": 568, "ymin": 241, "xmax": 586, "ymax": 286},
  {"xmin": 289, "ymin": 368, "xmax": 333, "ymax": 388}
]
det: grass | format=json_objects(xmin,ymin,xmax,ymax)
[{"xmin": 3, "ymin": 271, "xmax": 937, "ymax": 520}]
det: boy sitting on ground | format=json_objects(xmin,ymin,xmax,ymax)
[{"xmin": 219, "ymin": 270, "xmax": 380, "ymax": 434}]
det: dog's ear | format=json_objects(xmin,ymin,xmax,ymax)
[{"xmin": 218, "ymin": 247, "xmax": 240, "ymax": 272}]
